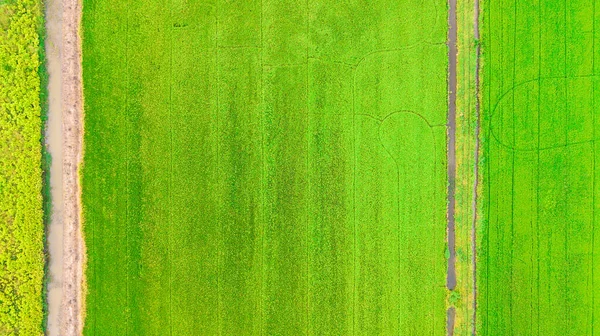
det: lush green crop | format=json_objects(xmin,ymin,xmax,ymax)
[
  {"xmin": 0, "ymin": 0, "xmax": 45, "ymax": 334},
  {"xmin": 82, "ymin": 0, "xmax": 449, "ymax": 334},
  {"xmin": 479, "ymin": 0, "xmax": 600, "ymax": 334}
]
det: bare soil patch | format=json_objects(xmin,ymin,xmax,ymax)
[
  {"xmin": 60, "ymin": 0, "xmax": 85, "ymax": 334},
  {"xmin": 44, "ymin": 0, "xmax": 64, "ymax": 333}
]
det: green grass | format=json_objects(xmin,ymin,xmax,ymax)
[
  {"xmin": 478, "ymin": 0, "xmax": 600, "ymax": 334},
  {"xmin": 0, "ymin": 0, "xmax": 45, "ymax": 334},
  {"xmin": 82, "ymin": 0, "xmax": 449, "ymax": 334}
]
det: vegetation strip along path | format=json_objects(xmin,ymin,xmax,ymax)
[{"xmin": 0, "ymin": 0, "xmax": 46, "ymax": 334}]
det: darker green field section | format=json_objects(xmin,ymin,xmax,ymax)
[
  {"xmin": 479, "ymin": 0, "xmax": 600, "ymax": 334},
  {"xmin": 82, "ymin": 0, "xmax": 448, "ymax": 334}
]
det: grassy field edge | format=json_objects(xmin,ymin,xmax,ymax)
[
  {"xmin": 453, "ymin": 0, "xmax": 478, "ymax": 333},
  {"xmin": 37, "ymin": 0, "xmax": 51, "ymax": 331}
]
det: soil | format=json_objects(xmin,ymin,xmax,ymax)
[
  {"xmin": 44, "ymin": 0, "xmax": 64, "ymax": 333},
  {"xmin": 60, "ymin": 0, "xmax": 85, "ymax": 334}
]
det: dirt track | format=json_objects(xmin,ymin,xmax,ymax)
[
  {"xmin": 45, "ymin": 0, "xmax": 64, "ymax": 333},
  {"xmin": 61, "ymin": 0, "xmax": 84, "ymax": 334}
]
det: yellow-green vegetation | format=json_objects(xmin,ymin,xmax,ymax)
[
  {"xmin": 82, "ymin": 0, "xmax": 449, "ymax": 334},
  {"xmin": 452, "ymin": 0, "xmax": 478, "ymax": 334},
  {"xmin": 0, "ymin": 0, "xmax": 45, "ymax": 334}
]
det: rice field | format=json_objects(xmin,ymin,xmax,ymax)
[
  {"xmin": 68, "ymin": 0, "xmax": 600, "ymax": 334},
  {"xmin": 478, "ymin": 0, "xmax": 600, "ymax": 334},
  {"xmin": 81, "ymin": 0, "xmax": 449, "ymax": 334}
]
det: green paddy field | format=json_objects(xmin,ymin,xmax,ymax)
[
  {"xmin": 81, "ymin": 0, "xmax": 448, "ymax": 334},
  {"xmin": 79, "ymin": 0, "xmax": 600, "ymax": 334},
  {"xmin": 479, "ymin": 0, "xmax": 600, "ymax": 334}
]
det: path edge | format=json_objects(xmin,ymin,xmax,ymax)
[{"xmin": 61, "ymin": 0, "xmax": 85, "ymax": 334}]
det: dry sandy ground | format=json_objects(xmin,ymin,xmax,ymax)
[
  {"xmin": 60, "ymin": 0, "xmax": 85, "ymax": 334},
  {"xmin": 44, "ymin": 0, "xmax": 64, "ymax": 333}
]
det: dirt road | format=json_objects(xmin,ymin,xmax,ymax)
[
  {"xmin": 44, "ymin": 0, "xmax": 64, "ymax": 333},
  {"xmin": 61, "ymin": 0, "xmax": 85, "ymax": 334}
]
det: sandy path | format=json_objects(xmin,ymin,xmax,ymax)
[
  {"xmin": 60, "ymin": 0, "xmax": 85, "ymax": 334},
  {"xmin": 45, "ymin": 0, "xmax": 64, "ymax": 333}
]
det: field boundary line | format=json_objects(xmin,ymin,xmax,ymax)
[
  {"xmin": 215, "ymin": 7, "xmax": 222, "ymax": 335},
  {"xmin": 472, "ymin": 0, "xmax": 481, "ymax": 332},
  {"xmin": 168, "ymin": 0, "xmax": 173, "ymax": 333},
  {"xmin": 536, "ymin": 3, "xmax": 542, "ymax": 333},
  {"xmin": 351, "ymin": 45, "xmax": 357, "ymax": 336},
  {"xmin": 60, "ymin": 0, "xmax": 85, "ymax": 333},
  {"xmin": 592, "ymin": 0, "xmax": 596, "ymax": 331},
  {"xmin": 305, "ymin": 0, "xmax": 311, "ymax": 334},
  {"xmin": 260, "ymin": 1, "xmax": 265, "ymax": 335},
  {"xmin": 563, "ymin": 0, "xmax": 570, "ymax": 329},
  {"xmin": 125, "ymin": 0, "xmax": 130, "ymax": 333},
  {"xmin": 509, "ymin": 0, "xmax": 518, "ymax": 329}
]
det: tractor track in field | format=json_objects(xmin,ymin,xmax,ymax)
[{"xmin": 61, "ymin": 0, "xmax": 85, "ymax": 334}]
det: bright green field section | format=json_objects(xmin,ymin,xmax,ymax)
[
  {"xmin": 82, "ymin": 0, "xmax": 448, "ymax": 334},
  {"xmin": 0, "ymin": 0, "xmax": 45, "ymax": 335},
  {"xmin": 479, "ymin": 0, "xmax": 600, "ymax": 334}
]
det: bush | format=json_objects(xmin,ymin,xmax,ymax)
[{"xmin": 0, "ymin": 0, "xmax": 45, "ymax": 334}]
